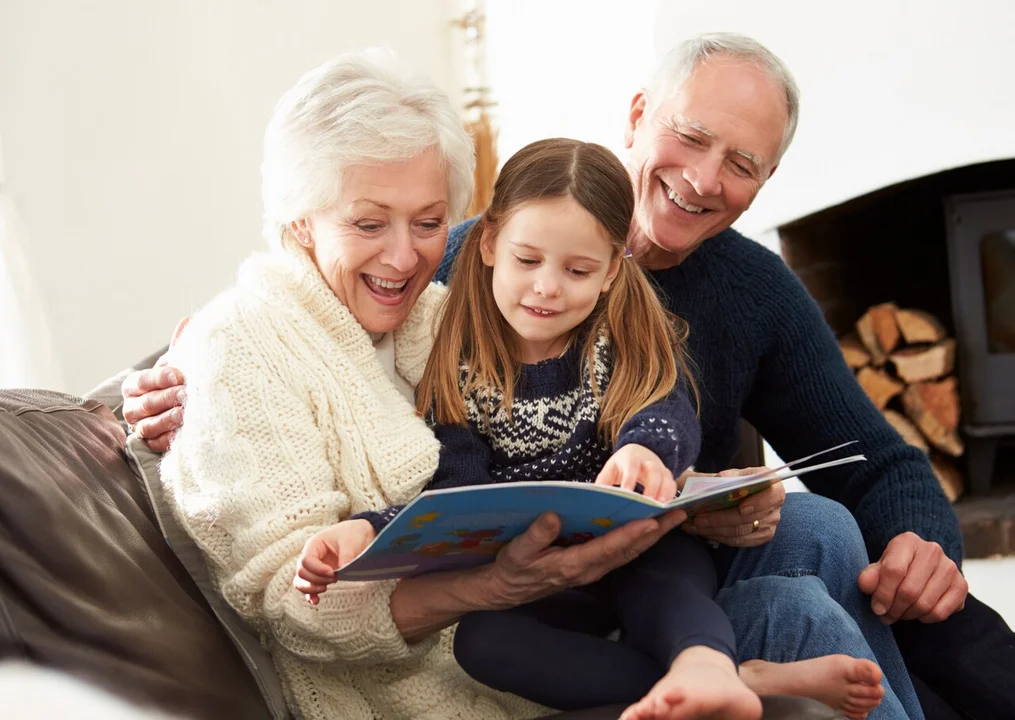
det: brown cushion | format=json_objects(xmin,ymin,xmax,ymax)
[
  {"xmin": 125, "ymin": 435, "xmax": 292, "ymax": 720},
  {"xmin": 0, "ymin": 389, "xmax": 272, "ymax": 720}
]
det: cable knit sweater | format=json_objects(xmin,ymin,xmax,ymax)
[
  {"xmin": 438, "ymin": 220, "xmax": 964, "ymax": 566},
  {"xmin": 158, "ymin": 243, "xmax": 546, "ymax": 720}
]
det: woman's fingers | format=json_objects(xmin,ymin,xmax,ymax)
[
  {"xmin": 499, "ymin": 513, "xmax": 562, "ymax": 569},
  {"xmin": 489, "ymin": 507, "xmax": 687, "ymax": 610}
]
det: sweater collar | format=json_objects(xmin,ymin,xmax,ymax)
[{"xmin": 236, "ymin": 241, "xmax": 444, "ymax": 504}]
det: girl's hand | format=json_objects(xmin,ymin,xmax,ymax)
[
  {"xmin": 595, "ymin": 444, "xmax": 677, "ymax": 502},
  {"xmin": 294, "ymin": 519, "xmax": 376, "ymax": 605}
]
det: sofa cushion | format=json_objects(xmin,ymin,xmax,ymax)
[
  {"xmin": 125, "ymin": 435, "xmax": 292, "ymax": 720},
  {"xmin": 0, "ymin": 389, "xmax": 272, "ymax": 720}
]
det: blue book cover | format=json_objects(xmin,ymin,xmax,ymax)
[{"xmin": 336, "ymin": 444, "xmax": 864, "ymax": 581}]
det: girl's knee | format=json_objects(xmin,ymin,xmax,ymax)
[{"xmin": 453, "ymin": 612, "xmax": 516, "ymax": 679}]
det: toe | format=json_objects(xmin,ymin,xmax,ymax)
[{"xmin": 853, "ymin": 660, "xmax": 883, "ymax": 686}]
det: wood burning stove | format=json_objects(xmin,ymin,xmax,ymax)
[{"xmin": 944, "ymin": 190, "xmax": 1015, "ymax": 494}]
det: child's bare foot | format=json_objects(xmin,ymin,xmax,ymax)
[
  {"xmin": 620, "ymin": 646, "xmax": 762, "ymax": 720},
  {"xmin": 739, "ymin": 655, "xmax": 884, "ymax": 720}
]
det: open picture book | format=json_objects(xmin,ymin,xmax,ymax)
[{"xmin": 336, "ymin": 442, "xmax": 865, "ymax": 581}]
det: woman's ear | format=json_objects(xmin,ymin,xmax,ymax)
[
  {"xmin": 290, "ymin": 218, "xmax": 314, "ymax": 248},
  {"xmin": 601, "ymin": 254, "xmax": 623, "ymax": 293}
]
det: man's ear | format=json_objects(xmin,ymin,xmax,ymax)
[
  {"xmin": 291, "ymin": 218, "xmax": 314, "ymax": 248},
  {"xmin": 624, "ymin": 91, "xmax": 649, "ymax": 149},
  {"xmin": 767, "ymin": 163, "xmax": 779, "ymax": 180}
]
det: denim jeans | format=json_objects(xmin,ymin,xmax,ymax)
[{"xmin": 716, "ymin": 492, "xmax": 924, "ymax": 720}]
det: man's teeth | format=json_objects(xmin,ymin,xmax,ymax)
[
  {"xmin": 365, "ymin": 275, "xmax": 408, "ymax": 290},
  {"xmin": 666, "ymin": 187, "xmax": 705, "ymax": 214}
]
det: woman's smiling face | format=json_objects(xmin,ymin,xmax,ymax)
[{"xmin": 298, "ymin": 148, "xmax": 450, "ymax": 333}]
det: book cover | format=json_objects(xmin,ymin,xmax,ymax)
[{"xmin": 336, "ymin": 443, "xmax": 864, "ymax": 581}]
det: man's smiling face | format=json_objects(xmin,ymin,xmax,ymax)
[{"xmin": 624, "ymin": 56, "xmax": 789, "ymax": 265}]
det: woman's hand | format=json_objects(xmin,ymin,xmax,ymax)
[
  {"xmin": 482, "ymin": 509, "xmax": 687, "ymax": 610},
  {"xmin": 389, "ymin": 509, "xmax": 687, "ymax": 643},
  {"xmin": 294, "ymin": 519, "xmax": 377, "ymax": 606},
  {"xmin": 596, "ymin": 444, "xmax": 677, "ymax": 502},
  {"xmin": 121, "ymin": 317, "xmax": 190, "ymax": 452},
  {"xmin": 682, "ymin": 467, "xmax": 785, "ymax": 547}
]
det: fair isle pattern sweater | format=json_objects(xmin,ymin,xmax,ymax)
[
  {"xmin": 358, "ymin": 336, "xmax": 701, "ymax": 534},
  {"xmin": 438, "ymin": 220, "xmax": 964, "ymax": 566},
  {"xmin": 158, "ymin": 242, "xmax": 546, "ymax": 720}
]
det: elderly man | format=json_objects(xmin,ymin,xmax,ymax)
[
  {"xmin": 434, "ymin": 34, "xmax": 1009, "ymax": 720},
  {"xmin": 126, "ymin": 34, "xmax": 1011, "ymax": 720}
]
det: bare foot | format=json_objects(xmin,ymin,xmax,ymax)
[
  {"xmin": 621, "ymin": 646, "xmax": 762, "ymax": 720},
  {"xmin": 739, "ymin": 655, "xmax": 884, "ymax": 720}
]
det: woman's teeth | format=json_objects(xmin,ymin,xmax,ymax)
[
  {"xmin": 665, "ymin": 187, "xmax": 705, "ymax": 214},
  {"xmin": 364, "ymin": 275, "xmax": 408, "ymax": 290}
]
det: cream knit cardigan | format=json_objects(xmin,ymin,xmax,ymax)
[{"xmin": 159, "ymin": 244, "xmax": 546, "ymax": 720}]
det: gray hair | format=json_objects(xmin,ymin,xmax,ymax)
[
  {"xmin": 261, "ymin": 48, "xmax": 475, "ymax": 246},
  {"xmin": 648, "ymin": 33, "xmax": 800, "ymax": 161}
]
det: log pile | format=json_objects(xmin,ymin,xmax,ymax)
[{"xmin": 840, "ymin": 303, "xmax": 964, "ymax": 502}]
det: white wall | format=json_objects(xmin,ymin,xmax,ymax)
[
  {"xmin": 653, "ymin": 0, "xmax": 1015, "ymax": 237},
  {"xmin": 0, "ymin": 0, "xmax": 460, "ymax": 394},
  {"xmin": 486, "ymin": 0, "xmax": 659, "ymax": 169}
]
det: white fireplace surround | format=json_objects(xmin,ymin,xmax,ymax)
[{"xmin": 654, "ymin": 0, "xmax": 1015, "ymax": 238}]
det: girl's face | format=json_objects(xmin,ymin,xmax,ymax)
[{"xmin": 481, "ymin": 196, "xmax": 621, "ymax": 364}]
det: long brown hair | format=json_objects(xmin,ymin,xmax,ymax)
[{"xmin": 417, "ymin": 138, "xmax": 698, "ymax": 444}]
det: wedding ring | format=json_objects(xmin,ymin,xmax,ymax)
[{"xmin": 752, "ymin": 519, "xmax": 760, "ymax": 532}]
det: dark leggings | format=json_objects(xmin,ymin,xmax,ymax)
[{"xmin": 453, "ymin": 529, "xmax": 736, "ymax": 711}]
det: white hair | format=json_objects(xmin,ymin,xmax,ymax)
[
  {"xmin": 648, "ymin": 33, "xmax": 800, "ymax": 161},
  {"xmin": 261, "ymin": 48, "xmax": 475, "ymax": 246}
]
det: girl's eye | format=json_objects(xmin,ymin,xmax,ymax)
[
  {"xmin": 569, "ymin": 269, "xmax": 592, "ymax": 278},
  {"xmin": 514, "ymin": 256, "xmax": 538, "ymax": 266}
]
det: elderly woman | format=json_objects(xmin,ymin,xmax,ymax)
[{"xmin": 155, "ymin": 51, "xmax": 688, "ymax": 720}]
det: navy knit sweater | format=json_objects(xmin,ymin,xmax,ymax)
[
  {"xmin": 433, "ymin": 219, "xmax": 964, "ymax": 566},
  {"xmin": 357, "ymin": 335, "xmax": 701, "ymax": 534}
]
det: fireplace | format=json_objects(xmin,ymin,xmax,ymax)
[
  {"xmin": 944, "ymin": 189, "xmax": 1015, "ymax": 493},
  {"xmin": 777, "ymin": 159, "xmax": 1015, "ymax": 495}
]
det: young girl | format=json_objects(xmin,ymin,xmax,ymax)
[{"xmin": 295, "ymin": 139, "xmax": 886, "ymax": 720}]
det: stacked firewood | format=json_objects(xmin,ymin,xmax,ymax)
[{"xmin": 839, "ymin": 303, "xmax": 964, "ymax": 502}]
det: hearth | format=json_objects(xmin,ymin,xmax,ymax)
[{"xmin": 777, "ymin": 159, "xmax": 1015, "ymax": 496}]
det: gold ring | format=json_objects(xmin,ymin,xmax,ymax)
[{"xmin": 752, "ymin": 519, "xmax": 760, "ymax": 532}]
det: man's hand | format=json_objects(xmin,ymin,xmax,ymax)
[
  {"xmin": 857, "ymin": 532, "xmax": 968, "ymax": 624},
  {"xmin": 121, "ymin": 317, "xmax": 190, "ymax": 452},
  {"xmin": 596, "ymin": 444, "xmax": 677, "ymax": 502},
  {"xmin": 682, "ymin": 467, "xmax": 785, "ymax": 548}
]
